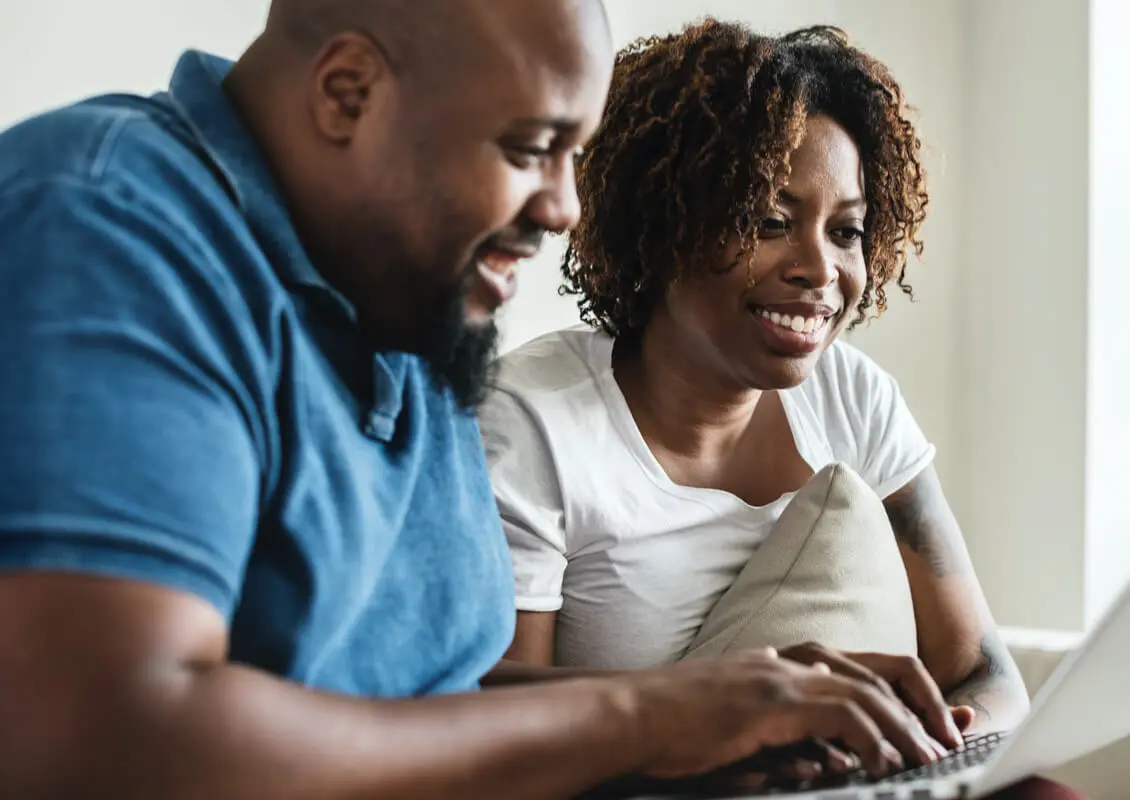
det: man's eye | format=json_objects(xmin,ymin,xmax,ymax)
[{"xmin": 506, "ymin": 146, "xmax": 552, "ymax": 169}]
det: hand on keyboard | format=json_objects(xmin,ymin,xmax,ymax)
[
  {"xmin": 617, "ymin": 648, "xmax": 944, "ymax": 783},
  {"xmin": 778, "ymin": 643, "xmax": 969, "ymax": 753}
]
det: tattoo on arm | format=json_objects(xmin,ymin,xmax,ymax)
[
  {"xmin": 884, "ymin": 469, "xmax": 963, "ymax": 579},
  {"xmin": 946, "ymin": 632, "xmax": 1017, "ymax": 723}
]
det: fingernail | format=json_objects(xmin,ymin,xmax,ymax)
[
  {"xmin": 880, "ymin": 741, "xmax": 904, "ymax": 770},
  {"xmin": 798, "ymin": 762, "xmax": 822, "ymax": 779},
  {"xmin": 948, "ymin": 719, "xmax": 963, "ymax": 745},
  {"xmin": 765, "ymin": 647, "xmax": 779, "ymax": 659},
  {"xmin": 814, "ymin": 661, "xmax": 832, "ymax": 674}
]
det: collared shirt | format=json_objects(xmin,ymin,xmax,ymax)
[{"xmin": 0, "ymin": 51, "xmax": 514, "ymax": 697}]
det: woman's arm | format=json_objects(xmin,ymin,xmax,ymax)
[
  {"xmin": 481, "ymin": 611, "xmax": 598, "ymax": 687},
  {"xmin": 884, "ymin": 465, "xmax": 1030, "ymax": 733},
  {"xmin": 505, "ymin": 609, "xmax": 559, "ymax": 666}
]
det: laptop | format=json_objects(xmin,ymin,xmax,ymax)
[{"xmin": 634, "ymin": 578, "xmax": 1130, "ymax": 800}]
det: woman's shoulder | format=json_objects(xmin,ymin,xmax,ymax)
[
  {"xmin": 493, "ymin": 324, "xmax": 610, "ymax": 397},
  {"xmin": 799, "ymin": 338, "xmax": 895, "ymax": 405},
  {"xmin": 479, "ymin": 326, "xmax": 620, "ymax": 499}
]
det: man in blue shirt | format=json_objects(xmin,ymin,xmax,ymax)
[{"xmin": 0, "ymin": 0, "xmax": 939, "ymax": 796}]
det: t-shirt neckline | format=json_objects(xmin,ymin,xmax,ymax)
[{"xmin": 583, "ymin": 330, "xmax": 815, "ymax": 513}]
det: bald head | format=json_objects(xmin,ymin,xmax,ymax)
[
  {"xmin": 264, "ymin": 0, "xmax": 610, "ymax": 87},
  {"xmin": 230, "ymin": 0, "xmax": 613, "ymax": 405}
]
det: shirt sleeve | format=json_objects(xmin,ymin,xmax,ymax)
[
  {"xmin": 823, "ymin": 343, "xmax": 936, "ymax": 499},
  {"xmin": 0, "ymin": 179, "xmax": 266, "ymax": 618},
  {"xmin": 478, "ymin": 386, "xmax": 567, "ymax": 613}
]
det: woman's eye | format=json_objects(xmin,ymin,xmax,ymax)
[
  {"xmin": 835, "ymin": 226, "xmax": 866, "ymax": 243},
  {"xmin": 758, "ymin": 217, "xmax": 790, "ymax": 235}
]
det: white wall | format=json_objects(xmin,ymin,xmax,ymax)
[
  {"xmin": 0, "ymin": 0, "xmax": 1108, "ymax": 633},
  {"xmin": 1086, "ymin": 0, "xmax": 1130, "ymax": 627},
  {"xmin": 0, "ymin": 0, "xmax": 266, "ymax": 129},
  {"xmin": 957, "ymin": 0, "xmax": 1091, "ymax": 631}
]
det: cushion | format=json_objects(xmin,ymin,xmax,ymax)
[{"xmin": 683, "ymin": 462, "xmax": 918, "ymax": 659}]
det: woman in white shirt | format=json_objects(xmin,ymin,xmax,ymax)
[{"xmin": 479, "ymin": 21, "xmax": 1029, "ymax": 740}]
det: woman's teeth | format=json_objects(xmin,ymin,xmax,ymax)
[{"xmin": 755, "ymin": 308, "xmax": 829, "ymax": 335}]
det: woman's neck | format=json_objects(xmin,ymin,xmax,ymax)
[{"xmin": 612, "ymin": 315, "xmax": 762, "ymax": 458}]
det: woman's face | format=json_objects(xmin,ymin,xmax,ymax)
[{"xmin": 659, "ymin": 114, "xmax": 868, "ymax": 390}]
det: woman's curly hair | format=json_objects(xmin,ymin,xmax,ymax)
[{"xmin": 562, "ymin": 20, "xmax": 928, "ymax": 337}]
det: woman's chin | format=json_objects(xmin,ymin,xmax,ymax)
[{"xmin": 743, "ymin": 350, "xmax": 825, "ymax": 391}]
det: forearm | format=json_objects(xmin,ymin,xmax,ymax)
[
  {"xmin": 4, "ymin": 662, "xmax": 645, "ymax": 799},
  {"xmin": 944, "ymin": 634, "xmax": 1030, "ymax": 734}
]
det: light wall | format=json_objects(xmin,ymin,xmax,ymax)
[
  {"xmin": 956, "ymin": 0, "xmax": 1091, "ymax": 631},
  {"xmin": 1086, "ymin": 0, "xmax": 1130, "ymax": 629},
  {"xmin": 0, "ymin": 0, "xmax": 266, "ymax": 128},
  {"xmin": 0, "ymin": 0, "xmax": 1112, "ymax": 633}
]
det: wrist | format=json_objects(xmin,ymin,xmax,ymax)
[{"xmin": 592, "ymin": 675, "xmax": 654, "ymax": 775}]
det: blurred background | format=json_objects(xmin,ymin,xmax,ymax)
[{"xmin": 2, "ymin": 0, "xmax": 1126, "ymax": 639}]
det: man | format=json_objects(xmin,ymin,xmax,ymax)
[{"xmin": 0, "ymin": 1, "xmax": 996, "ymax": 797}]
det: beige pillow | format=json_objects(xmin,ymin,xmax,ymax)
[{"xmin": 683, "ymin": 463, "xmax": 918, "ymax": 660}]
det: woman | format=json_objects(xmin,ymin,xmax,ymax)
[{"xmin": 479, "ymin": 20, "xmax": 1029, "ymax": 738}]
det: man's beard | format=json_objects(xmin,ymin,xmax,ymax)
[{"xmin": 419, "ymin": 276, "xmax": 500, "ymax": 410}]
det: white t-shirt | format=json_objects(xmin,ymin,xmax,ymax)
[{"xmin": 478, "ymin": 325, "xmax": 935, "ymax": 670}]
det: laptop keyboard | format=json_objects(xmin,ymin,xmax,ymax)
[
  {"xmin": 879, "ymin": 731, "xmax": 1006, "ymax": 784},
  {"xmin": 745, "ymin": 732, "xmax": 1008, "ymax": 795},
  {"xmin": 804, "ymin": 731, "xmax": 1008, "ymax": 792}
]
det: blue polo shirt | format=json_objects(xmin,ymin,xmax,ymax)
[{"xmin": 0, "ymin": 51, "xmax": 515, "ymax": 697}]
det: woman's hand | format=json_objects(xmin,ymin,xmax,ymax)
[{"xmin": 779, "ymin": 642, "xmax": 969, "ymax": 752}]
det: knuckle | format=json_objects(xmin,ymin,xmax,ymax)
[
  {"xmin": 899, "ymin": 655, "xmax": 928, "ymax": 677},
  {"xmin": 865, "ymin": 672, "xmax": 896, "ymax": 694},
  {"xmin": 757, "ymin": 674, "xmax": 794, "ymax": 703}
]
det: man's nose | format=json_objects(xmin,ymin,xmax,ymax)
[{"xmin": 526, "ymin": 156, "xmax": 581, "ymax": 235}]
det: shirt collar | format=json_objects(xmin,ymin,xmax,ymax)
[
  {"xmin": 164, "ymin": 50, "xmax": 331, "ymax": 293},
  {"xmin": 162, "ymin": 50, "xmax": 407, "ymax": 440}
]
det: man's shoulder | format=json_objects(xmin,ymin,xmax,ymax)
[
  {"xmin": 0, "ymin": 97, "xmax": 284, "ymax": 389},
  {"xmin": 0, "ymin": 93, "xmax": 232, "ymax": 220}
]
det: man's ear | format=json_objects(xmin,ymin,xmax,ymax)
[{"xmin": 307, "ymin": 32, "xmax": 393, "ymax": 145}]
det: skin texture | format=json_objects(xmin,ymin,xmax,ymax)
[
  {"xmin": 507, "ymin": 23, "xmax": 1030, "ymax": 758},
  {"xmin": 0, "ymin": 3, "xmax": 960, "ymax": 798}
]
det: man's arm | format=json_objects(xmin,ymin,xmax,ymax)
[
  {"xmin": 0, "ymin": 572, "xmax": 642, "ymax": 799},
  {"xmin": 0, "ymin": 574, "xmax": 945, "ymax": 797},
  {"xmin": 884, "ymin": 466, "xmax": 1029, "ymax": 732}
]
